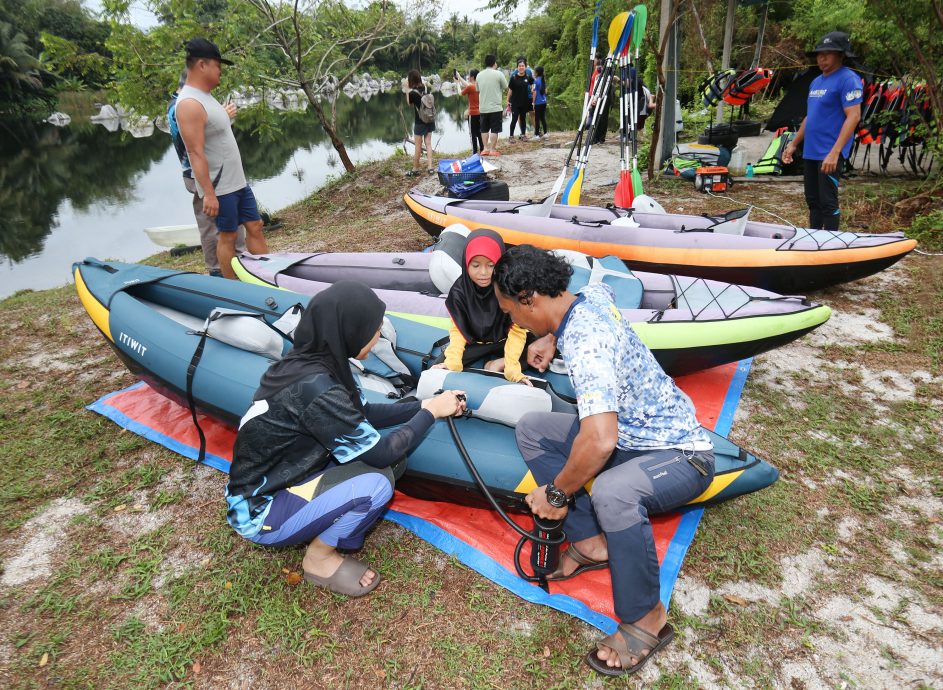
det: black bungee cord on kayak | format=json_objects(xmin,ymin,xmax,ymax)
[{"xmin": 441, "ymin": 392, "xmax": 566, "ymax": 592}]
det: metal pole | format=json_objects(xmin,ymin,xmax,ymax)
[
  {"xmin": 717, "ymin": 0, "xmax": 736, "ymax": 122},
  {"xmin": 659, "ymin": 2, "xmax": 679, "ymax": 166}
]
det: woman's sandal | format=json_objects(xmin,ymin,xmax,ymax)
[
  {"xmin": 585, "ymin": 622, "xmax": 675, "ymax": 677},
  {"xmin": 546, "ymin": 543, "xmax": 609, "ymax": 581},
  {"xmin": 303, "ymin": 555, "xmax": 381, "ymax": 597}
]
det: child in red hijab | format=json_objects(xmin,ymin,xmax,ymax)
[{"xmin": 436, "ymin": 229, "xmax": 530, "ymax": 384}]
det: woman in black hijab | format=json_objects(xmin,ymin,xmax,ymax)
[
  {"xmin": 226, "ymin": 281, "xmax": 465, "ymax": 597},
  {"xmin": 436, "ymin": 229, "xmax": 530, "ymax": 384}
]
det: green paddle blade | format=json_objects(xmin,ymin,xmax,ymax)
[
  {"xmin": 606, "ymin": 11, "xmax": 629, "ymax": 56},
  {"xmin": 631, "ymin": 5, "xmax": 647, "ymax": 50},
  {"xmin": 631, "ymin": 167, "xmax": 644, "ymax": 199}
]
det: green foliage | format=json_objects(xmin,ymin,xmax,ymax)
[
  {"xmin": 909, "ymin": 209, "xmax": 943, "ymax": 252},
  {"xmin": 0, "ymin": 20, "xmax": 43, "ymax": 103},
  {"xmin": 0, "ymin": 1, "xmax": 111, "ymax": 106},
  {"xmin": 40, "ymin": 31, "xmax": 110, "ymax": 88}
]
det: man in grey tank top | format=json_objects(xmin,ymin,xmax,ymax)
[{"xmin": 176, "ymin": 38, "xmax": 269, "ymax": 278}]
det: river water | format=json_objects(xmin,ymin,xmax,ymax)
[{"xmin": 0, "ymin": 90, "xmax": 479, "ymax": 299}]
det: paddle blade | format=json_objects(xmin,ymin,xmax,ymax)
[
  {"xmin": 631, "ymin": 167, "xmax": 644, "ymax": 199},
  {"xmin": 561, "ymin": 168, "xmax": 584, "ymax": 206},
  {"xmin": 606, "ymin": 12, "xmax": 629, "ymax": 56},
  {"xmin": 631, "ymin": 5, "xmax": 648, "ymax": 50},
  {"xmin": 614, "ymin": 171, "xmax": 633, "ymax": 207}
]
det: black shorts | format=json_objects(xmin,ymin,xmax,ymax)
[
  {"xmin": 414, "ymin": 121, "xmax": 435, "ymax": 136},
  {"xmin": 480, "ymin": 111, "xmax": 503, "ymax": 134}
]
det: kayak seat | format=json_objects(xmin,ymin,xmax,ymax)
[
  {"xmin": 416, "ymin": 369, "xmax": 552, "ymax": 427},
  {"xmin": 567, "ymin": 266, "xmax": 591, "ymax": 293},
  {"xmin": 144, "ymin": 301, "xmax": 287, "ymax": 360}
]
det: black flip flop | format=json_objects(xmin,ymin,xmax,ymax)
[
  {"xmin": 546, "ymin": 543, "xmax": 609, "ymax": 582},
  {"xmin": 585, "ymin": 622, "xmax": 675, "ymax": 677}
]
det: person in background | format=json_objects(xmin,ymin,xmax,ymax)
[
  {"xmin": 226, "ymin": 281, "xmax": 466, "ymax": 597},
  {"xmin": 167, "ymin": 70, "xmax": 246, "ymax": 276},
  {"xmin": 175, "ymin": 38, "xmax": 269, "ymax": 279},
  {"xmin": 455, "ymin": 69, "xmax": 483, "ymax": 154},
  {"xmin": 494, "ymin": 245, "xmax": 714, "ymax": 677},
  {"xmin": 587, "ymin": 57, "xmax": 614, "ymax": 144},
  {"xmin": 533, "ymin": 65, "xmax": 549, "ymax": 140},
  {"xmin": 782, "ymin": 31, "xmax": 862, "ymax": 230},
  {"xmin": 405, "ymin": 69, "xmax": 435, "ymax": 176},
  {"xmin": 476, "ymin": 54, "xmax": 509, "ymax": 156},
  {"xmin": 517, "ymin": 56, "xmax": 536, "ymax": 132},
  {"xmin": 507, "ymin": 58, "xmax": 533, "ymax": 140}
]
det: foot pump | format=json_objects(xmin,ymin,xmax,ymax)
[{"xmin": 442, "ymin": 392, "xmax": 566, "ymax": 592}]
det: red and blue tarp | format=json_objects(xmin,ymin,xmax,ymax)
[{"xmin": 88, "ymin": 359, "xmax": 750, "ymax": 633}]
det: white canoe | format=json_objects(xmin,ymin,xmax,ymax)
[{"xmin": 144, "ymin": 224, "xmax": 200, "ymax": 248}]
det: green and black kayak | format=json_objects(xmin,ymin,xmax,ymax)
[{"xmin": 232, "ymin": 226, "xmax": 830, "ymax": 377}]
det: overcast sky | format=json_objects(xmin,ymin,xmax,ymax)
[{"xmin": 84, "ymin": 0, "xmax": 528, "ymax": 30}]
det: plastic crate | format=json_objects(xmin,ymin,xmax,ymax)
[{"xmin": 437, "ymin": 169, "xmax": 489, "ymax": 186}]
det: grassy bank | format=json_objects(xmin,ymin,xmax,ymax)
[{"xmin": 0, "ymin": 143, "xmax": 940, "ymax": 688}]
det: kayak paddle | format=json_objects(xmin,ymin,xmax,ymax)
[
  {"xmin": 628, "ymin": 4, "xmax": 647, "ymax": 205},
  {"xmin": 561, "ymin": 10, "xmax": 634, "ymax": 206}
]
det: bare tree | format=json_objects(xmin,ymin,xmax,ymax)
[{"xmin": 243, "ymin": 0, "xmax": 403, "ymax": 172}]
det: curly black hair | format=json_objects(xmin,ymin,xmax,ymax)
[{"xmin": 493, "ymin": 245, "xmax": 572, "ymax": 303}]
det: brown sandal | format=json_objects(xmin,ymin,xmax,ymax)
[
  {"xmin": 303, "ymin": 556, "xmax": 381, "ymax": 597},
  {"xmin": 585, "ymin": 622, "xmax": 675, "ymax": 677},
  {"xmin": 546, "ymin": 543, "xmax": 609, "ymax": 581}
]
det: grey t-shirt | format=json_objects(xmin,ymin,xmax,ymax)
[{"xmin": 176, "ymin": 85, "xmax": 247, "ymax": 197}]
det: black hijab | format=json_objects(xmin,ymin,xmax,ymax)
[
  {"xmin": 445, "ymin": 228, "xmax": 511, "ymax": 344},
  {"xmin": 253, "ymin": 281, "xmax": 385, "ymax": 403}
]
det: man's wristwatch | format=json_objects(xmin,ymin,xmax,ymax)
[{"xmin": 545, "ymin": 483, "xmax": 569, "ymax": 509}]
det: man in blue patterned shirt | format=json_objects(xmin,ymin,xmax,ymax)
[{"xmin": 494, "ymin": 245, "xmax": 714, "ymax": 678}]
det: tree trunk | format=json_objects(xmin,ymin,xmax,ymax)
[{"xmin": 303, "ymin": 85, "xmax": 355, "ymax": 172}]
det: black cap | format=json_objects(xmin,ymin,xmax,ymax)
[
  {"xmin": 808, "ymin": 31, "xmax": 855, "ymax": 58},
  {"xmin": 185, "ymin": 38, "xmax": 234, "ymax": 66}
]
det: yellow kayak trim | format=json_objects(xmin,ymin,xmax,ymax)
[{"xmin": 74, "ymin": 266, "xmax": 112, "ymax": 342}]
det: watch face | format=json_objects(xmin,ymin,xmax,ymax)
[{"xmin": 546, "ymin": 485, "xmax": 567, "ymax": 507}]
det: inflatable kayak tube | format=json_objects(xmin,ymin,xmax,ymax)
[
  {"xmin": 231, "ymin": 229, "xmax": 830, "ymax": 377},
  {"xmin": 402, "ymin": 190, "xmax": 917, "ymax": 293},
  {"xmin": 74, "ymin": 258, "xmax": 779, "ymax": 512}
]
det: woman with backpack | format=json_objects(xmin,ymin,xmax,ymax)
[
  {"xmin": 533, "ymin": 66, "xmax": 548, "ymax": 140},
  {"xmin": 406, "ymin": 69, "xmax": 435, "ymax": 176}
]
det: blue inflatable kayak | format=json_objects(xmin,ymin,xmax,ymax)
[{"xmin": 74, "ymin": 258, "xmax": 779, "ymax": 510}]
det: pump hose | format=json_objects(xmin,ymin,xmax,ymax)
[{"xmin": 443, "ymin": 411, "xmax": 565, "ymax": 584}]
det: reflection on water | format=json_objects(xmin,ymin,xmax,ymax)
[{"xmin": 0, "ymin": 91, "xmax": 475, "ymax": 298}]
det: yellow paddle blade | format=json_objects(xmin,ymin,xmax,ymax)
[
  {"xmin": 606, "ymin": 11, "xmax": 629, "ymax": 56},
  {"xmin": 563, "ymin": 168, "xmax": 584, "ymax": 206}
]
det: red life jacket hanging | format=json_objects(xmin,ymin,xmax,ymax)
[{"xmin": 722, "ymin": 68, "xmax": 773, "ymax": 106}]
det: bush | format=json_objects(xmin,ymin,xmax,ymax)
[{"xmin": 909, "ymin": 209, "xmax": 943, "ymax": 252}]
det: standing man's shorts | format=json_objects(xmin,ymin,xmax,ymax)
[
  {"xmin": 216, "ymin": 186, "xmax": 261, "ymax": 232},
  {"xmin": 480, "ymin": 111, "xmax": 503, "ymax": 134}
]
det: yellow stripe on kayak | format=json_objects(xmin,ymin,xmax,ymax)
[
  {"xmin": 514, "ymin": 471, "xmax": 596, "ymax": 496},
  {"xmin": 687, "ymin": 469, "xmax": 743, "ymax": 504},
  {"xmin": 232, "ymin": 257, "xmax": 284, "ymax": 289},
  {"xmin": 517, "ymin": 466, "xmax": 745, "ymax": 506},
  {"xmin": 631, "ymin": 304, "xmax": 831, "ymax": 349},
  {"xmin": 74, "ymin": 266, "xmax": 112, "ymax": 341},
  {"xmin": 387, "ymin": 311, "xmax": 452, "ymax": 330}
]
